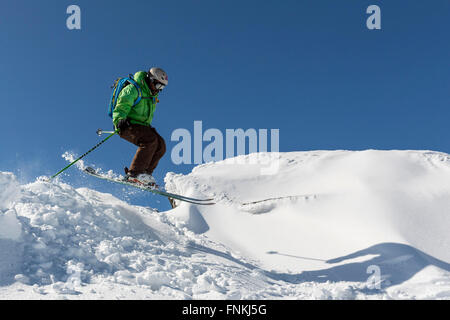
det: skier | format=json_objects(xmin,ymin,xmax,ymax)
[{"xmin": 113, "ymin": 67, "xmax": 168, "ymax": 186}]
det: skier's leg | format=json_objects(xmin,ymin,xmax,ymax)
[
  {"xmin": 119, "ymin": 124, "xmax": 159, "ymax": 176},
  {"xmin": 146, "ymin": 127, "xmax": 166, "ymax": 175}
]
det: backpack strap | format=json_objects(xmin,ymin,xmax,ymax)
[{"xmin": 126, "ymin": 75, "xmax": 142, "ymax": 107}]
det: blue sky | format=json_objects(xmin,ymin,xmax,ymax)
[{"xmin": 0, "ymin": 1, "xmax": 449, "ymax": 210}]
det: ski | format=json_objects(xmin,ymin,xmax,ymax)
[{"xmin": 83, "ymin": 167, "xmax": 215, "ymax": 206}]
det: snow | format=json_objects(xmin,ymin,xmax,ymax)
[{"xmin": 0, "ymin": 150, "xmax": 449, "ymax": 299}]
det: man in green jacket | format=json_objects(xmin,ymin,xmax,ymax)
[{"xmin": 113, "ymin": 67, "xmax": 168, "ymax": 186}]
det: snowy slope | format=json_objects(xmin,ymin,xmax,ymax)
[
  {"xmin": 1, "ymin": 150, "xmax": 450, "ymax": 299},
  {"xmin": 164, "ymin": 150, "xmax": 450, "ymax": 297}
]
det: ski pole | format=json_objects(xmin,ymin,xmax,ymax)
[{"xmin": 50, "ymin": 130, "xmax": 118, "ymax": 180}]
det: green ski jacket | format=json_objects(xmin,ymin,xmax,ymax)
[{"xmin": 112, "ymin": 71, "xmax": 159, "ymax": 128}]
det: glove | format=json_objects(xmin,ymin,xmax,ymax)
[{"xmin": 116, "ymin": 119, "xmax": 131, "ymax": 133}]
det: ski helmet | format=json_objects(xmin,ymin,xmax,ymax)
[{"xmin": 148, "ymin": 67, "xmax": 168, "ymax": 86}]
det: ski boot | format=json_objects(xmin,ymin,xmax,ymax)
[{"xmin": 123, "ymin": 167, "xmax": 157, "ymax": 188}]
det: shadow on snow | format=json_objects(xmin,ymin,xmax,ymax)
[{"xmin": 190, "ymin": 242, "xmax": 450, "ymax": 290}]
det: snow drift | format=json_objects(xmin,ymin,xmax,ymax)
[{"xmin": 0, "ymin": 150, "xmax": 450, "ymax": 299}]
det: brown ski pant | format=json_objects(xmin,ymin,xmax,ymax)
[{"xmin": 119, "ymin": 123, "xmax": 166, "ymax": 176}]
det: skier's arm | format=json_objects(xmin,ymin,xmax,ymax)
[{"xmin": 112, "ymin": 85, "xmax": 138, "ymax": 129}]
